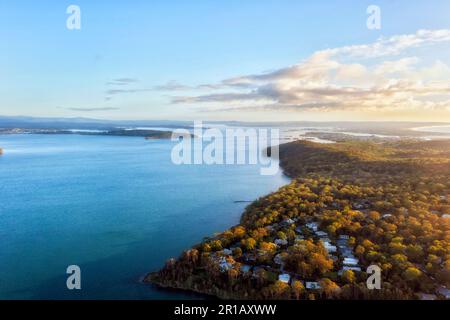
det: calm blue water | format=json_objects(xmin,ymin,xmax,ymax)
[{"xmin": 0, "ymin": 134, "xmax": 289, "ymax": 299}]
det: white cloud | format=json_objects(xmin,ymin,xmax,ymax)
[
  {"xmin": 374, "ymin": 57, "xmax": 420, "ymax": 75},
  {"xmin": 168, "ymin": 29, "xmax": 450, "ymax": 114}
]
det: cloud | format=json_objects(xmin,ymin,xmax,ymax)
[
  {"xmin": 106, "ymin": 78, "xmax": 139, "ymax": 86},
  {"xmin": 374, "ymin": 57, "xmax": 420, "ymax": 75},
  {"xmin": 169, "ymin": 29, "xmax": 450, "ymax": 114},
  {"xmin": 323, "ymin": 29, "xmax": 450, "ymax": 59},
  {"xmin": 154, "ymin": 80, "xmax": 191, "ymax": 91},
  {"xmin": 106, "ymin": 88, "xmax": 151, "ymax": 95}
]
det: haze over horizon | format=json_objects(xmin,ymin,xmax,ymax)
[{"xmin": 2, "ymin": 1, "xmax": 450, "ymax": 122}]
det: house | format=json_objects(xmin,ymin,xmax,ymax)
[
  {"xmin": 295, "ymin": 235, "xmax": 305, "ymax": 241},
  {"xmin": 442, "ymin": 214, "xmax": 450, "ymax": 219},
  {"xmin": 240, "ymin": 264, "xmax": 252, "ymax": 273},
  {"xmin": 382, "ymin": 214, "xmax": 393, "ymax": 219},
  {"xmin": 437, "ymin": 287, "xmax": 450, "ymax": 299},
  {"xmin": 353, "ymin": 203, "xmax": 365, "ymax": 210},
  {"xmin": 340, "ymin": 247, "xmax": 354, "ymax": 258},
  {"xmin": 283, "ymin": 218, "xmax": 295, "ymax": 225},
  {"xmin": 316, "ymin": 231, "xmax": 328, "ymax": 238},
  {"xmin": 221, "ymin": 248, "xmax": 232, "ymax": 255},
  {"xmin": 306, "ymin": 282, "xmax": 321, "ymax": 290},
  {"xmin": 306, "ymin": 222, "xmax": 318, "ymax": 232},
  {"xmin": 278, "ymin": 273, "xmax": 291, "ymax": 284},
  {"xmin": 295, "ymin": 226, "xmax": 303, "ymax": 234},
  {"xmin": 339, "ymin": 266, "xmax": 362, "ymax": 275},
  {"xmin": 339, "ymin": 235, "xmax": 350, "ymax": 240},
  {"xmin": 218, "ymin": 256, "xmax": 234, "ymax": 272},
  {"xmin": 343, "ymin": 257, "xmax": 359, "ymax": 266},
  {"xmin": 323, "ymin": 241, "xmax": 337, "ymax": 253},
  {"xmin": 275, "ymin": 239, "xmax": 288, "ymax": 246},
  {"xmin": 274, "ymin": 253, "xmax": 284, "ymax": 265}
]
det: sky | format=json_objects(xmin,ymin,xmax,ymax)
[{"xmin": 1, "ymin": 0, "xmax": 450, "ymax": 122}]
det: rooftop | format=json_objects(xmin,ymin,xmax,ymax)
[{"xmin": 278, "ymin": 274, "xmax": 291, "ymax": 284}]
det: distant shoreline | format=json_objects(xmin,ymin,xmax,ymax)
[{"xmin": 0, "ymin": 128, "xmax": 195, "ymax": 140}]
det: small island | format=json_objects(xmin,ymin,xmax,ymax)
[{"xmin": 146, "ymin": 138, "xmax": 450, "ymax": 300}]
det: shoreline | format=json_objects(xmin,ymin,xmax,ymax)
[
  {"xmin": 143, "ymin": 145, "xmax": 295, "ymax": 299},
  {"xmin": 144, "ymin": 138, "xmax": 450, "ymax": 300}
]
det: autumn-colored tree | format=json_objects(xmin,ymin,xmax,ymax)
[
  {"xmin": 341, "ymin": 270, "xmax": 356, "ymax": 284},
  {"xmin": 403, "ymin": 267, "xmax": 422, "ymax": 284},
  {"xmin": 291, "ymin": 280, "xmax": 305, "ymax": 299},
  {"xmin": 241, "ymin": 237, "xmax": 256, "ymax": 251},
  {"xmin": 319, "ymin": 278, "xmax": 340, "ymax": 298},
  {"xmin": 269, "ymin": 281, "xmax": 291, "ymax": 299}
]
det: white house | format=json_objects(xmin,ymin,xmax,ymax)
[
  {"xmin": 339, "ymin": 266, "xmax": 362, "ymax": 275},
  {"xmin": 275, "ymin": 239, "xmax": 288, "ymax": 246},
  {"xmin": 306, "ymin": 222, "xmax": 318, "ymax": 232},
  {"xmin": 221, "ymin": 248, "xmax": 232, "ymax": 255},
  {"xmin": 306, "ymin": 282, "xmax": 321, "ymax": 290},
  {"xmin": 218, "ymin": 256, "xmax": 234, "ymax": 272},
  {"xmin": 316, "ymin": 231, "xmax": 328, "ymax": 238},
  {"xmin": 284, "ymin": 218, "xmax": 295, "ymax": 225},
  {"xmin": 324, "ymin": 242, "xmax": 337, "ymax": 253},
  {"xmin": 343, "ymin": 257, "xmax": 359, "ymax": 266},
  {"xmin": 278, "ymin": 273, "xmax": 291, "ymax": 284}
]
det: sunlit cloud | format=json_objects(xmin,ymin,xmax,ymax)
[{"xmin": 168, "ymin": 29, "xmax": 450, "ymax": 116}]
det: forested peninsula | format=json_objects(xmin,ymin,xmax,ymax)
[{"xmin": 146, "ymin": 139, "xmax": 450, "ymax": 300}]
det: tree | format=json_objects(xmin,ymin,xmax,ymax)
[
  {"xmin": 403, "ymin": 267, "xmax": 422, "ymax": 282},
  {"xmin": 341, "ymin": 270, "xmax": 356, "ymax": 284},
  {"xmin": 233, "ymin": 247, "xmax": 243, "ymax": 258},
  {"xmin": 210, "ymin": 240, "xmax": 222, "ymax": 251},
  {"xmin": 291, "ymin": 280, "xmax": 305, "ymax": 299},
  {"xmin": 269, "ymin": 281, "xmax": 291, "ymax": 299},
  {"xmin": 319, "ymin": 278, "xmax": 340, "ymax": 297},
  {"xmin": 241, "ymin": 237, "xmax": 256, "ymax": 251}
]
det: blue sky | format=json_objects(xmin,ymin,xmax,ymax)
[{"xmin": 1, "ymin": 0, "xmax": 450, "ymax": 121}]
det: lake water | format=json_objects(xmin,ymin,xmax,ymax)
[
  {"xmin": 412, "ymin": 125, "xmax": 450, "ymax": 134},
  {"xmin": 0, "ymin": 134, "xmax": 289, "ymax": 299}
]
